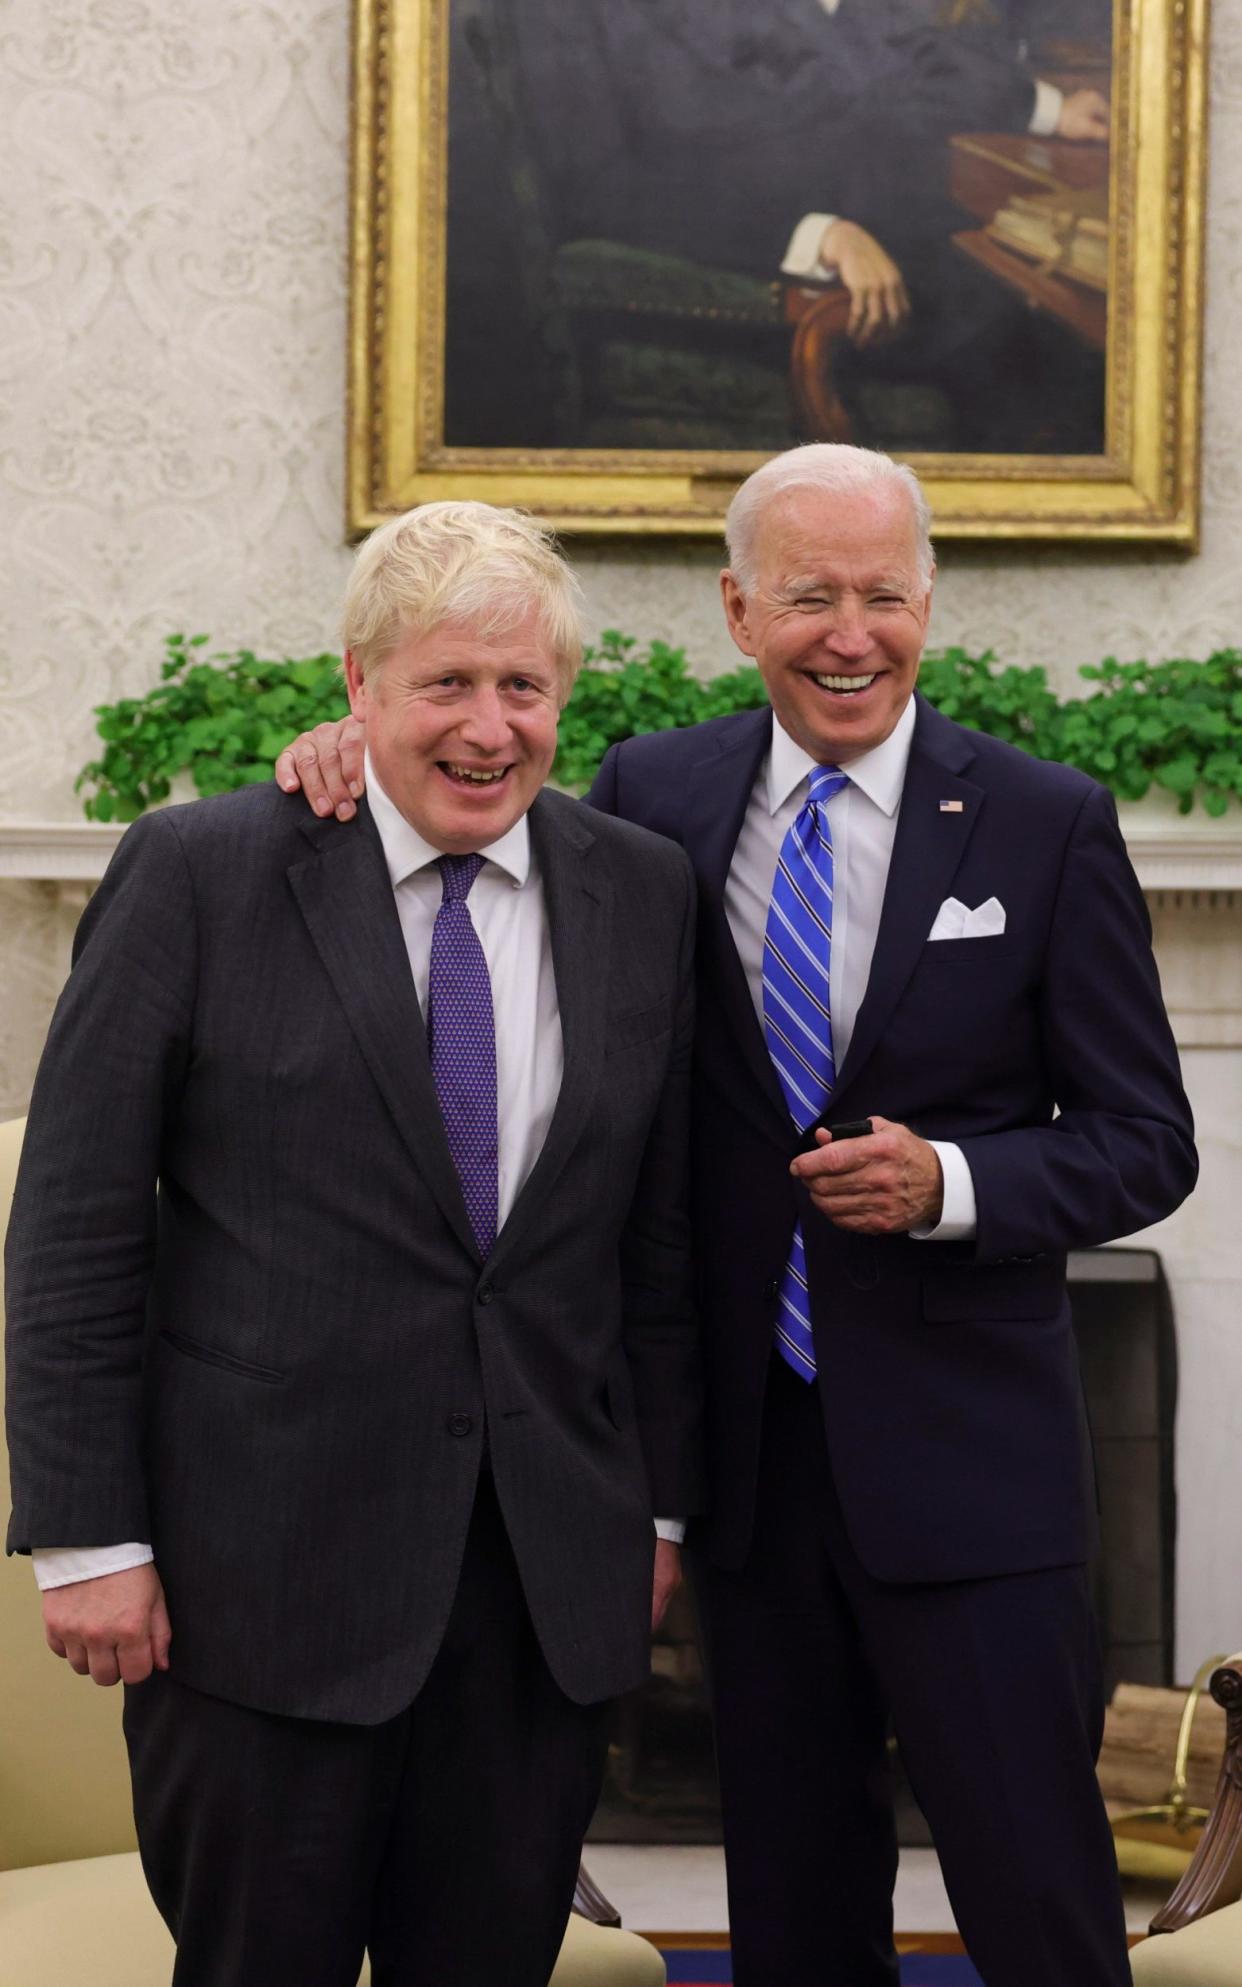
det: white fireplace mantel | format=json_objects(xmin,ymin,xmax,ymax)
[
  {"xmin": 1114, "ymin": 807, "xmax": 1242, "ymax": 896},
  {"xmin": 0, "ymin": 823, "xmax": 123, "ymax": 884},
  {"xmin": 4, "ymin": 810, "xmax": 1242, "ymax": 894}
]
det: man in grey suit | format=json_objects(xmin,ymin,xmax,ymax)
[{"xmin": 5, "ymin": 503, "xmax": 703, "ymax": 1987}]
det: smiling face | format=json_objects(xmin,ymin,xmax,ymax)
[
  {"xmin": 344, "ymin": 610, "xmax": 561, "ymax": 852},
  {"xmin": 721, "ymin": 481, "xmax": 934, "ymax": 764}
]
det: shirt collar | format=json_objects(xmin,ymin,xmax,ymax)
[
  {"xmin": 765, "ymin": 695, "xmax": 916, "ymax": 819},
  {"xmin": 364, "ymin": 749, "xmax": 532, "ymax": 889}
]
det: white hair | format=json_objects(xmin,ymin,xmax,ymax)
[
  {"xmin": 724, "ymin": 444, "xmax": 934, "ymax": 593},
  {"xmin": 342, "ymin": 500, "xmax": 584, "ymax": 697}
]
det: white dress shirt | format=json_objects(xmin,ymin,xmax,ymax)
[
  {"xmin": 724, "ymin": 700, "xmax": 977, "ymax": 1242},
  {"xmin": 782, "ymin": 0, "xmax": 1064, "ymax": 281},
  {"xmin": 35, "ymin": 762, "xmax": 679, "ymax": 1591}
]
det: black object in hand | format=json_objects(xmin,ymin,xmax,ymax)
[{"xmin": 797, "ymin": 1115, "xmax": 873, "ymax": 1156}]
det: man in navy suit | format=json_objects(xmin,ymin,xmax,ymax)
[
  {"xmin": 586, "ymin": 447, "xmax": 1195, "ymax": 1985},
  {"xmin": 279, "ymin": 445, "xmax": 1195, "ymax": 1986}
]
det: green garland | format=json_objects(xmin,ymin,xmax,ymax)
[{"xmin": 77, "ymin": 631, "xmax": 1242, "ymax": 822}]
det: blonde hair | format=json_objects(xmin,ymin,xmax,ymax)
[
  {"xmin": 342, "ymin": 501, "xmax": 584, "ymax": 698},
  {"xmin": 725, "ymin": 444, "xmax": 934, "ymax": 593}
]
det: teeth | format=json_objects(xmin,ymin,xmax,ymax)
[
  {"xmin": 813, "ymin": 673, "xmax": 876, "ymax": 692},
  {"xmin": 445, "ymin": 765, "xmax": 507, "ymax": 784}
]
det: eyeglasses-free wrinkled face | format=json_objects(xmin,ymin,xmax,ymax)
[
  {"xmin": 345, "ymin": 610, "xmax": 561, "ymax": 852},
  {"xmin": 722, "ymin": 483, "xmax": 933, "ymax": 766}
]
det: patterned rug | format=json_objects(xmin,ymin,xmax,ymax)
[{"xmin": 650, "ymin": 1935, "xmax": 982, "ymax": 1984}]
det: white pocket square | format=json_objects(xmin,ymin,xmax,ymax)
[{"xmin": 928, "ymin": 896, "xmax": 1007, "ymax": 941}]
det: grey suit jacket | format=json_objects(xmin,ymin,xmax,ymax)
[{"xmin": 5, "ymin": 784, "xmax": 703, "ymax": 1722}]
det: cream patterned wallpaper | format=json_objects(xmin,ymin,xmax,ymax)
[{"xmin": 0, "ymin": 0, "xmax": 1238, "ymax": 1079}]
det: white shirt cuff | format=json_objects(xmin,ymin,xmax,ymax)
[
  {"xmin": 908, "ymin": 1142, "xmax": 977, "ymax": 1241},
  {"xmin": 32, "ymin": 1543, "xmax": 155, "ymax": 1591},
  {"xmin": 781, "ymin": 212, "xmax": 840, "ymax": 281},
  {"xmin": 654, "ymin": 1518, "xmax": 685, "ymax": 1545},
  {"xmin": 1029, "ymin": 79, "xmax": 1064, "ymax": 137}
]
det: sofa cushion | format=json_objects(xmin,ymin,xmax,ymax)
[
  {"xmin": 0, "ymin": 1850, "xmax": 665, "ymax": 1986},
  {"xmin": 1129, "ymin": 1905, "xmax": 1242, "ymax": 1984},
  {"xmin": 0, "ymin": 1852, "xmax": 172, "ymax": 1987}
]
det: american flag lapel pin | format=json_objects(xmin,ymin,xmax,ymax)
[{"xmin": 939, "ymin": 799, "xmax": 965, "ymax": 813}]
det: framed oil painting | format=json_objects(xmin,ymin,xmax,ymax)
[{"xmin": 348, "ymin": 0, "xmax": 1207, "ymax": 542}]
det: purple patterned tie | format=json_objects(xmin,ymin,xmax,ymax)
[{"xmin": 427, "ymin": 853, "xmax": 498, "ymax": 1256}]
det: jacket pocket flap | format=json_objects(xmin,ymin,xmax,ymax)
[
  {"xmin": 920, "ymin": 1259, "xmax": 1065, "ymax": 1323},
  {"xmin": 160, "ymin": 1329, "xmax": 286, "ymax": 1384}
]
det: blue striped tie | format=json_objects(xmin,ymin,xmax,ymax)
[{"xmin": 762, "ymin": 764, "xmax": 849, "ymax": 1381}]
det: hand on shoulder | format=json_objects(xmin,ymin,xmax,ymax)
[{"xmin": 275, "ymin": 716, "xmax": 366, "ymax": 821}]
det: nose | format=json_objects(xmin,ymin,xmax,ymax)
[
  {"xmin": 459, "ymin": 686, "xmax": 512, "ymax": 754},
  {"xmin": 822, "ymin": 599, "xmax": 871, "ymax": 660}
]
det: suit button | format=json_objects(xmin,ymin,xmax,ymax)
[
  {"xmin": 477, "ymin": 1281, "xmax": 494, "ymax": 1306},
  {"xmin": 447, "ymin": 1413, "xmax": 473, "ymax": 1438},
  {"xmin": 763, "ymin": 1278, "xmax": 780, "ymax": 1301}
]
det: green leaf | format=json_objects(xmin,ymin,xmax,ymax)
[{"xmin": 1153, "ymin": 756, "xmax": 1199, "ymax": 796}]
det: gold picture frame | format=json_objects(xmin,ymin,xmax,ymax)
[{"xmin": 348, "ymin": 0, "xmax": 1208, "ymax": 544}]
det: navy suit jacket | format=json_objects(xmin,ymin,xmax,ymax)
[{"xmin": 588, "ymin": 696, "xmax": 1196, "ymax": 1583}]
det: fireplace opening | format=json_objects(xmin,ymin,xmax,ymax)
[{"xmin": 587, "ymin": 1246, "xmax": 1177, "ymax": 1846}]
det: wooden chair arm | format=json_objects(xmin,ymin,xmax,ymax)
[
  {"xmin": 1149, "ymin": 1657, "xmax": 1242, "ymax": 1934},
  {"xmin": 781, "ymin": 281, "xmax": 854, "ymax": 442},
  {"xmin": 573, "ymin": 1860, "xmax": 622, "ymax": 1929}
]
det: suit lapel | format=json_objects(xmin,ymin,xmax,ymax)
[
  {"xmin": 286, "ymin": 803, "xmax": 479, "ymax": 1260},
  {"xmin": 683, "ymin": 710, "xmax": 793, "ymax": 1141},
  {"xmin": 833, "ymin": 697, "xmax": 983, "ymax": 1103},
  {"xmin": 489, "ymin": 790, "xmax": 610, "ymax": 1266}
]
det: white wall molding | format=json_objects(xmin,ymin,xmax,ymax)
[
  {"xmin": 1120, "ymin": 825, "xmax": 1242, "ymax": 895},
  {"xmin": 0, "ymin": 824, "xmax": 124, "ymax": 883},
  {"xmin": 5, "ymin": 814, "xmax": 1242, "ymax": 892}
]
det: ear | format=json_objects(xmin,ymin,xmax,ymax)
[
  {"xmin": 720, "ymin": 570, "xmax": 758, "ymax": 658},
  {"xmin": 343, "ymin": 649, "xmax": 369, "ymax": 723},
  {"xmin": 917, "ymin": 565, "xmax": 936, "ymax": 641}
]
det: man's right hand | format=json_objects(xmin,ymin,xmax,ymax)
[
  {"xmin": 1057, "ymin": 89, "xmax": 1110, "ymax": 143},
  {"xmin": 275, "ymin": 716, "xmax": 367, "ymax": 820},
  {"xmin": 818, "ymin": 220, "xmax": 910, "ymax": 348},
  {"xmin": 42, "ymin": 1563, "xmax": 172, "ymax": 1687}
]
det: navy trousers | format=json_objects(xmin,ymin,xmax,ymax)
[{"xmin": 702, "ymin": 1353, "xmax": 1131, "ymax": 1987}]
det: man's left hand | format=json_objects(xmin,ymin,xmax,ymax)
[
  {"xmin": 791, "ymin": 1115, "xmax": 943, "ymax": 1234},
  {"xmin": 652, "ymin": 1540, "xmax": 682, "ymax": 1632}
]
